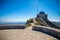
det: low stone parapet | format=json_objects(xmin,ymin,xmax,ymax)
[
  {"xmin": 0, "ymin": 25, "xmax": 25, "ymax": 30},
  {"xmin": 32, "ymin": 26, "xmax": 60, "ymax": 39}
]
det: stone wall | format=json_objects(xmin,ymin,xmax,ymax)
[
  {"xmin": 0, "ymin": 25, "xmax": 25, "ymax": 30},
  {"xmin": 32, "ymin": 26, "xmax": 60, "ymax": 39}
]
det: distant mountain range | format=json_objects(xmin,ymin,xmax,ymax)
[
  {"xmin": 51, "ymin": 21, "xmax": 60, "ymax": 28},
  {"xmin": 0, "ymin": 22, "xmax": 26, "ymax": 25}
]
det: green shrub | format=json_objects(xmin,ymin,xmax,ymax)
[
  {"xmin": 26, "ymin": 23, "xmax": 32, "ymax": 26},
  {"xmin": 26, "ymin": 18, "xmax": 34, "ymax": 24}
]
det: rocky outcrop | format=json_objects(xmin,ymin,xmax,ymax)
[{"xmin": 26, "ymin": 11, "xmax": 59, "ymax": 29}]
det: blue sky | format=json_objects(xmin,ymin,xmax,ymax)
[{"xmin": 0, "ymin": 0, "xmax": 60, "ymax": 22}]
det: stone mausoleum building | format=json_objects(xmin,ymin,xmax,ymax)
[{"xmin": 37, "ymin": 11, "xmax": 48, "ymax": 21}]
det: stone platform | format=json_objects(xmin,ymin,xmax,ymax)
[{"xmin": 0, "ymin": 26, "xmax": 58, "ymax": 40}]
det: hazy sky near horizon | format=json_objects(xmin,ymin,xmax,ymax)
[{"xmin": 0, "ymin": 0, "xmax": 60, "ymax": 22}]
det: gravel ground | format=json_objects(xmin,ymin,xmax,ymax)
[{"xmin": 0, "ymin": 26, "xmax": 58, "ymax": 40}]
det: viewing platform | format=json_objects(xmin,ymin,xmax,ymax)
[{"xmin": 0, "ymin": 26, "xmax": 58, "ymax": 40}]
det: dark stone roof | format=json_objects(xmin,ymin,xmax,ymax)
[{"xmin": 39, "ymin": 11, "xmax": 45, "ymax": 14}]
